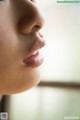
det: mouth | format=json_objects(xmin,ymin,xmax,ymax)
[
  {"xmin": 23, "ymin": 50, "xmax": 44, "ymax": 68},
  {"xmin": 22, "ymin": 33, "xmax": 46, "ymax": 68}
]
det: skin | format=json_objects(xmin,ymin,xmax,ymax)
[{"xmin": 0, "ymin": 0, "xmax": 45, "ymax": 94}]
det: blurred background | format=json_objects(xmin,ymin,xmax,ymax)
[{"xmin": 8, "ymin": 0, "xmax": 80, "ymax": 120}]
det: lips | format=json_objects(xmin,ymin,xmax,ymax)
[
  {"xmin": 22, "ymin": 34, "xmax": 45, "ymax": 68},
  {"xmin": 23, "ymin": 51, "xmax": 43, "ymax": 68}
]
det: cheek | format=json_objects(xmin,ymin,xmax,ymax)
[
  {"xmin": 0, "ymin": 32, "xmax": 40, "ymax": 94},
  {"xmin": 0, "ymin": 31, "xmax": 18, "ymax": 67},
  {"xmin": 0, "ymin": 33, "xmax": 17, "ymax": 84}
]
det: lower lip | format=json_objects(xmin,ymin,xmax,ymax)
[{"xmin": 23, "ymin": 52, "xmax": 44, "ymax": 68}]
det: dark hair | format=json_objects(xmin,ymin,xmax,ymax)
[{"xmin": 0, "ymin": 95, "xmax": 10, "ymax": 112}]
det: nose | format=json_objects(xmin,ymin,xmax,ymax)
[{"xmin": 17, "ymin": 1, "xmax": 45, "ymax": 34}]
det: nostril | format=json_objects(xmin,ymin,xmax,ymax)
[
  {"xmin": 32, "ymin": 25, "xmax": 42, "ymax": 32},
  {"xmin": 31, "ymin": 16, "xmax": 45, "ymax": 33},
  {"xmin": 18, "ymin": 23, "xmax": 44, "ymax": 35}
]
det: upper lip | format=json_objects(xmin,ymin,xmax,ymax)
[{"xmin": 23, "ymin": 34, "xmax": 46, "ymax": 60}]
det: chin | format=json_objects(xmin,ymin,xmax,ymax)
[
  {"xmin": 0, "ymin": 68, "xmax": 41, "ymax": 94},
  {"xmin": 9, "ymin": 69, "xmax": 40, "ymax": 94},
  {"xmin": 16, "ymin": 69, "xmax": 41, "ymax": 93}
]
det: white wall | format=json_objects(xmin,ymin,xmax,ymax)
[{"xmin": 35, "ymin": 0, "xmax": 80, "ymax": 81}]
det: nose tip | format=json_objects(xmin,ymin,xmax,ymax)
[
  {"xmin": 18, "ymin": 15, "xmax": 45, "ymax": 34},
  {"xmin": 32, "ymin": 17, "xmax": 45, "ymax": 32}
]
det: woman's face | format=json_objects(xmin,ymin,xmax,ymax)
[{"xmin": 0, "ymin": 0, "xmax": 45, "ymax": 94}]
